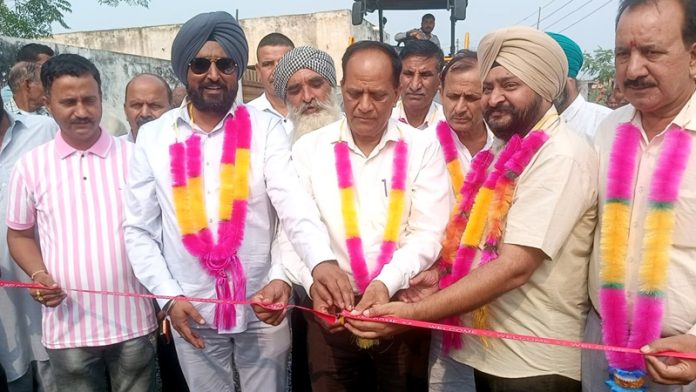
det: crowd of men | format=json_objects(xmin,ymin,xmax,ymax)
[{"xmin": 0, "ymin": 0, "xmax": 695, "ymax": 391}]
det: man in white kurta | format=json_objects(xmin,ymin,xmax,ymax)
[
  {"xmin": 279, "ymin": 40, "xmax": 450, "ymax": 391},
  {"xmin": 124, "ymin": 12, "xmax": 335, "ymax": 392}
]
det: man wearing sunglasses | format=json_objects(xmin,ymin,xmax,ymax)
[{"xmin": 124, "ymin": 11, "xmax": 339, "ymax": 392}]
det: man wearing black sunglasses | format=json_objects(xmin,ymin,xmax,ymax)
[{"xmin": 124, "ymin": 11, "xmax": 339, "ymax": 392}]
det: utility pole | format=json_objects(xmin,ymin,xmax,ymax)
[{"xmin": 536, "ymin": 6, "xmax": 541, "ymax": 29}]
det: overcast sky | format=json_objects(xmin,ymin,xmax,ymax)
[{"xmin": 54, "ymin": 0, "xmax": 617, "ymax": 53}]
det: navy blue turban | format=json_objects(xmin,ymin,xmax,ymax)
[{"xmin": 171, "ymin": 11, "xmax": 248, "ymax": 84}]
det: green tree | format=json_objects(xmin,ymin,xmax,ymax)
[
  {"xmin": 580, "ymin": 47, "xmax": 615, "ymax": 104},
  {"xmin": 0, "ymin": 0, "xmax": 149, "ymax": 39}
]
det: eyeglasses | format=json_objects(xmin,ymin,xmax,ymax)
[{"xmin": 188, "ymin": 57, "xmax": 238, "ymax": 75}]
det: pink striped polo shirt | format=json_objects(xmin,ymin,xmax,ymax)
[{"xmin": 6, "ymin": 130, "xmax": 156, "ymax": 349}]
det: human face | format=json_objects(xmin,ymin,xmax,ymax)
[
  {"xmin": 286, "ymin": 68, "xmax": 333, "ymax": 115},
  {"xmin": 482, "ymin": 66, "xmax": 546, "ymax": 141},
  {"xmin": 26, "ymin": 79, "xmax": 45, "ymax": 112},
  {"xmin": 341, "ymin": 49, "xmax": 399, "ymax": 140},
  {"xmin": 442, "ymin": 68, "xmax": 484, "ymax": 136},
  {"xmin": 186, "ymin": 41, "xmax": 238, "ymax": 114},
  {"xmin": 615, "ymin": 0, "xmax": 696, "ymax": 117},
  {"xmin": 400, "ymin": 55, "xmax": 440, "ymax": 113},
  {"xmin": 46, "ymin": 75, "xmax": 102, "ymax": 148},
  {"xmin": 35, "ymin": 53, "xmax": 51, "ymax": 65},
  {"xmin": 257, "ymin": 45, "xmax": 292, "ymax": 97},
  {"xmin": 124, "ymin": 75, "xmax": 171, "ymax": 136},
  {"xmin": 421, "ymin": 17, "xmax": 435, "ymax": 34}
]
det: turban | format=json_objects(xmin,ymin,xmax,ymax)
[
  {"xmin": 273, "ymin": 46, "xmax": 337, "ymax": 100},
  {"xmin": 547, "ymin": 32, "xmax": 583, "ymax": 78},
  {"xmin": 478, "ymin": 26, "xmax": 568, "ymax": 102},
  {"xmin": 171, "ymin": 11, "xmax": 248, "ymax": 84}
]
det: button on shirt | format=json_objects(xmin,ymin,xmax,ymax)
[
  {"xmin": 0, "ymin": 113, "xmax": 56, "ymax": 380},
  {"xmin": 589, "ymin": 91, "xmax": 696, "ymax": 337},
  {"xmin": 391, "ymin": 100, "xmax": 445, "ymax": 131},
  {"xmin": 6, "ymin": 129, "xmax": 156, "ymax": 349},
  {"xmin": 452, "ymin": 109, "xmax": 598, "ymax": 381},
  {"xmin": 561, "ymin": 94, "xmax": 612, "ymax": 141},
  {"xmin": 124, "ymin": 103, "xmax": 335, "ymax": 333},
  {"xmin": 281, "ymin": 118, "xmax": 451, "ymax": 297},
  {"xmin": 247, "ymin": 93, "xmax": 294, "ymax": 136}
]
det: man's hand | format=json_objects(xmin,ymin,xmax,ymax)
[
  {"xmin": 251, "ymin": 279, "xmax": 291, "ymax": 326},
  {"xmin": 344, "ymin": 297, "xmax": 413, "ymax": 339},
  {"xmin": 169, "ymin": 300, "xmax": 206, "ymax": 349},
  {"xmin": 310, "ymin": 283, "xmax": 347, "ymax": 333},
  {"xmin": 30, "ymin": 272, "xmax": 66, "ymax": 307},
  {"xmin": 642, "ymin": 334, "xmax": 696, "ymax": 385},
  {"xmin": 395, "ymin": 268, "xmax": 440, "ymax": 303},
  {"xmin": 311, "ymin": 260, "xmax": 354, "ymax": 311}
]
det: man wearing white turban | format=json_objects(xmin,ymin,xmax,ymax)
[
  {"xmin": 124, "ymin": 11, "xmax": 340, "ymax": 392},
  {"xmin": 351, "ymin": 26, "xmax": 598, "ymax": 391}
]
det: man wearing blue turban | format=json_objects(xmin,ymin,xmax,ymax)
[
  {"xmin": 547, "ymin": 32, "xmax": 612, "ymax": 140},
  {"xmin": 124, "ymin": 11, "xmax": 340, "ymax": 392}
]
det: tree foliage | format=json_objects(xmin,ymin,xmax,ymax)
[
  {"xmin": 0, "ymin": 0, "xmax": 149, "ymax": 38},
  {"xmin": 580, "ymin": 47, "xmax": 615, "ymax": 104}
]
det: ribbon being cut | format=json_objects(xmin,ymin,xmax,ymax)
[
  {"xmin": 599, "ymin": 123, "xmax": 692, "ymax": 391},
  {"xmin": 169, "ymin": 105, "xmax": 252, "ymax": 329},
  {"xmin": 2, "ymin": 279, "xmax": 695, "ymax": 362}
]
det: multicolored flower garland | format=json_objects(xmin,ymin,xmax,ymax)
[
  {"xmin": 170, "ymin": 106, "xmax": 252, "ymax": 330},
  {"xmin": 438, "ymin": 131, "xmax": 549, "ymax": 353},
  {"xmin": 600, "ymin": 123, "xmax": 692, "ymax": 391},
  {"xmin": 334, "ymin": 132, "xmax": 408, "ymax": 293}
]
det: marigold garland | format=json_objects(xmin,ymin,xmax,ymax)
[
  {"xmin": 600, "ymin": 123, "xmax": 692, "ymax": 391},
  {"xmin": 169, "ymin": 105, "xmax": 252, "ymax": 330}
]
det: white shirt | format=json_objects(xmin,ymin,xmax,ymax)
[
  {"xmin": 561, "ymin": 94, "xmax": 612, "ymax": 140},
  {"xmin": 124, "ymin": 103, "xmax": 335, "ymax": 333},
  {"xmin": 448, "ymin": 124, "xmax": 496, "ymax": 166},
  {"xmin": 247, "ymin": 93, "xmax": 294, "ymax": 136},
  {"xmin": 391, "ymin": 100, "xmax": 445, "ymax": 130},
  {"xmin": 280, "ymin": 118, "xmax": 451, "ymax": 296}
]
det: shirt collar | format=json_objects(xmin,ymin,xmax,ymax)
[
  {"xmin": 176, "ymin": 98, "xmax": 237, "ymax": 135},
  {"xmin": 669, "ymin": 89, "xmax": 696, "ymax": 133},
  {"xmin": 336, "ymin": 118, "xmax": 402, "ymax": 159},
  {"xmin": 396, "ymin": 100, "xmax": 440, "ymax": 130},
  {"xmin": 55, "ymin": 128, "xmax": 112, "ymax": 159}
]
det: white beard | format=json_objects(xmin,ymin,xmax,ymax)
[{"xmin": 288, "ymin": 94, "xmax": 341, "ymax": 144}]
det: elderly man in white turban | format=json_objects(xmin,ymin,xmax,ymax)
[
  {"xmin": 123, "ymin": 11, "xmax": 340, "ymax": 392},
  {"xmin": 350, "ymin": 26, "xmax": 598, "ymax": 392},
  {"xmin": 272, "ymin": 46, "xmax": 342, "ymax": 144}
]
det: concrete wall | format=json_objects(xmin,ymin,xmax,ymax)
[
  {"xmin": 45, "ymin": 10, "xmax": 383, "ymax": 81},
  {"xmin": 1, "ymin": 36, "xmax": 177, "ymax": 136}
]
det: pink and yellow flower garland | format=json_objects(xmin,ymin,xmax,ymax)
[
  {"xmin": 438, "ymin": 131, "xmax": 549, "ymax": 353},
  {"xmin": 600, "ymin": 123, "xmax": 692, "ymax": 391},
  {"xmin": 436, "ymin": 121, "xmax": 467, "ymax": 206},
  {"xmin": 170, "ymin": 105, "xmax": 252, "ymax": 330},
  {"xmin": 334, "ymin": 134, "xmax": 408, "ymax": 293}
]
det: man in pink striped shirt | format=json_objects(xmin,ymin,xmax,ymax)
[{"xmin": 6, "ymin": 54, "xmax": 157, "ymax": 392}]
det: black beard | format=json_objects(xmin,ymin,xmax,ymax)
[
  {"xmin": 484, "ymin": 94, "xmax": 545, "ymax": 141},
  {"xmin": 187, "ymin": 81, "xmax": 237, "ymax": 114}
]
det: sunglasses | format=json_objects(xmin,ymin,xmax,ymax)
[{"xmin": 189, "ymin": 57, "xmax": 238, "ymax": 75}]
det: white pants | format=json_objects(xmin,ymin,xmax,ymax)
[
  {"xmin": 174, "ymin": 319, "xmax": 290, "ymax": 392},
  {"xmin": 582, "ymin": 308, "xmax": 696, "ymax": 392}
]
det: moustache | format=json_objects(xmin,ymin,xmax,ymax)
[
  {"xmin": 136, "ymin": 116, "xmax": 156, "ymax": 127},
  {"xmin": 623, "ymin": 78, "xmax": 657, "ymax": 89},
  {"xmin": 484, "ymin": 103, "xmax": 514, "ymax": 116},
  {"xmin": 70, "ymin": 119, "xmax": 93, "ymax": 125},
  {"xmin": 199, "ymin": 81, "xmax": 227, "ymax": 90}
]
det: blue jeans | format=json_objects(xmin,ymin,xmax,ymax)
[{"xmin": 46, "ymin": 333, "xmax": 157, "ymax": 392}]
